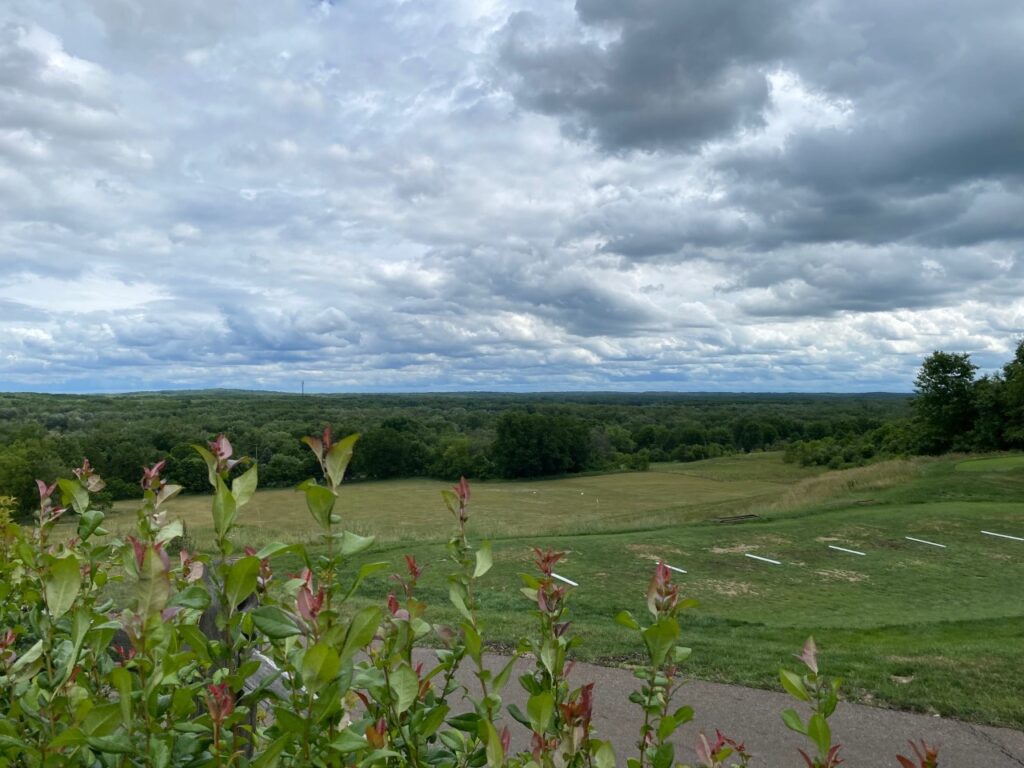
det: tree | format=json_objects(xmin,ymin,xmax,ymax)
[
  {"xmin": 1001, "ymin": 338, "xmax": 1024, "ymax": 447},
  {"xmin": 913, "ymin": 350, "xmax": 978, "ymax": 453},
  {"xmin": 490, "ymin": 412, "xmax": 590, "ymax": 478}
]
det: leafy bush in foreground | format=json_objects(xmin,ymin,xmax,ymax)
[{"xmin": 0, "ymin": 432, "xmax": 938, "ymax": 767}]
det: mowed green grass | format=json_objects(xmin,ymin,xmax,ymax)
[
  {"xmin": 110, "ymin": 453, "xmax": 1024, "ymax": 727},
  {"xmin": 955, "ymin": 454, "xmax": 1024, "ymax": 472}
]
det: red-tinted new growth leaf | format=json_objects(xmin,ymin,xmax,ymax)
[
  {"xmin": 796, "ymin": 636, "xmax": 819, "ymax": 674},
  {"xmin": 205, "ymin": 682, "xmax": 234, "ymax": 725},
  {"xmin": 141, "ymin": 460, "xmax": 166, "ymax": 491}
]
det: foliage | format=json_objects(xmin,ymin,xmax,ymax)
[
  {"xmin": 0, "ymin": 433, "xmax": 940, "ymax": 766},
  {"xmin": 0, "ymin": 391, "xmax": 912, "ymax": 504}
]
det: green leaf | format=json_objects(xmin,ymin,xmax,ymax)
[
  {"xmin": 480, "ymin": 720, "xmax": 503, "ymax": 768},
  {"xmin": 49, "ymin": 727, "xmax": 86, "ymax": 749},
  {"xmin": 151, "ymin": 740, "xmax": 171, "ymax": 768},
  {"xmin": 330, "ymin": 728, "xmax": 368, "ymax": 754},
  {"xmin": 254, "ymin": 541, "xmax": 296, "ymax": 560},
  {"xmin": 135, "ymin": 545, "xmax": 170, "ymax": 617},
  {"xmin": 77, "ymin": 508, "xmax": 105, "ymax": 540},
  {"xmin": 299, "ymin": 479, "xmax": 336, "ymax": 531},
  {"xmin": 325, "ymin": 433, "xmax": 360, "ymax": 488},
  {"xmin": 527, "ymin": 691, "xmax": 553, "ymax": 733},
  {"xmin": 45, "ymin": 554, "xmax": 80, "ymax": 619},
  {"xmin": 390, "ymin": 662, "xmax": 419, "ymax": 714},
  {"xmin": 493, "ymin": 655, "xmax": 518, "ymax": 694},
  {"xmin": 473, "ymin": 540, "xmax": 493, "ymax": 579},
  {"xmin": 780, "ymin": 708, "xmax": 806, "ymax": 735},
  {"xmin": 657, "ymin": 713, "xmax": 679, "ymax": 741},
  {"xmin": 641, "ymin": 618, "xmax": 680, "ymax": 668},
  {"xmin": 232, "ymin": 464, "xmax": 259, "ymax": 508},
  {"xmin": 339, "ymin": 530, "xmax": 375, "ymax": 557},
  {"xmin": 652, "ymin": 742, "xmax": 674, "ymax": 768},
  {"xmin": 192, "ymin": 444, "xmax": 219, "ymax": 487},
  {"xmin": 339, "ymin": 606, "xmax": 382, "ymax": 665},
  {"xmin": 614, "ymin": 610, "xmax": 640, "ymax": 630},
  {"xmin": 419, "ymin": 703, "xmax": 449, "ymax": 737},
  {"xmin": 212, "ymin": 476, "xmax": 237, "ymax": 538},
  {"xmin": 155, "ymin": 519, "xmax": 183, "ymax": 545},
  {"xmin": 301, "ymin": 642, "xmax": 340, "ymax": 694},
  {"xmin": 10, "ymin": 639, "xmax": 43, "ymax": 679},
  {"xmin": 170, "ymin": 584, "xmax": 211, "ymax": 611},
  {"xmin": 83, "ymin": 703, "xmax": 123, "ymax": 737},
  {"xmin": 251, "ymin": 606, "xmax": 302, "ymax": 639},
  {"xmin": 59, "ymin": 608, "xmax": 91, "ymax": 687},
  {"xmin": 807, "ymin": 713, "xmax": 832, "ymax": 757},
  {"xmin": 780, "ymin": 669, "xmax": 811, "ymax": 702},
  {"xmin": 86, "ymin": 733, "xmax": 134, "ymax": 754},
  {"xmin": 593, "ymin": 740, "xmax": 617, "ymax": 768},
  {"xmin": 109, "ymin": 666, "xmax": 133, "ymax": 726},
  {"xmin": 58, "ymin": 478, "xmax": 90, "ymax": 516},
  {"xmin": 252, "ymin": 734, "xmax": 292, "ymax": 767},
  {"xmin": 448, "ymin": 583, "xmax": 473, "ymax": 622},
  {"xmin": 225, "ymin": 556, "xmax": 260, "ymax": 614},
  {"xmin": 462, "ymin": 621, "xmax": 482, "ymax": 664}
]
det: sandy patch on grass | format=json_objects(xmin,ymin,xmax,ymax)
[
  {"xmin": 697, "ymin": 579, "xmax": 759, "ymax": 597},
  {"xmin": 628, "ymin": 544, "xmax": 684, "ymax": 560},
  {"xmin": 815, "ymin": 536, "xmax": 841, "ymax": 543},
  {"xmin": 815, "ymin": 569, "xmax": 868, "ymax": 583},
  {"xmin": 711, "ymin": 543, "xmax": 758, "ymax": 554}
]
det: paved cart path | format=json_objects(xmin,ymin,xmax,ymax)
[{"xmin": 412, "ymin": 649, "xmax": 1024, "ymax": 767}]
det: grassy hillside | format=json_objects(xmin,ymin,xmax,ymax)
[{"xmin": 107, "ymin": 452, "xmax": 1024, "ymax": 727}]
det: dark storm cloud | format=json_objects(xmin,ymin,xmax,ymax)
[{"xmin": 497, "ymin": 0, "xmax": 799, "ymax": 153}]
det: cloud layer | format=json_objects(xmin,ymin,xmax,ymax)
[{"xmin": 1, "ymin": 0, "xmax": 1021, "ymax": 392}]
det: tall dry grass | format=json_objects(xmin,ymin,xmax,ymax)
[{"xmin": 755, "ymin": 458, "xmax": 922, "ymax": 518}]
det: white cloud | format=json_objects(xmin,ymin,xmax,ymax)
[{"xmin": 0, "ymin": 0, "xmax": 1020, "ymax": 392}]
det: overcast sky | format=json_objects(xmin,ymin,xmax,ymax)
[{"xmin": 1, "ymin": 0, "xmax": 1022, "ymax": 393}]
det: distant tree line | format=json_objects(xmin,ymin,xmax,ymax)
[
  {"xmin": 0, "ymin": 390, "xmax": 911, "ymax": 514},
  {"xmin": 785, "ymin": 340, "xmax": 1024, "ymax": 468}
]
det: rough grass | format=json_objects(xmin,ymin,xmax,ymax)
[{"xmin": 108, "ymin": 453, "xmax": 822, "ymax": 550}]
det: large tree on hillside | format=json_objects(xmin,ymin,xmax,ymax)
[
  {"xmin": 1000, "ymin": 339, "xmax": 1024, "ymax": 447},
  {"xmin": 913, "ymin": 350, "xmax": 978, "ymax": 452}
]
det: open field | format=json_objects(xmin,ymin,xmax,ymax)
[
  {"xmin": 111, "ymin": 452, "xmax": 825, "ymax": 549},
  {"xmin": 109, "ymin": 452, "xmax": 1024, "ymax": 728}
]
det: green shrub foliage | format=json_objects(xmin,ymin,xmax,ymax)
[{"xmin": 0, "ymin": 433, "xmax": 937, "ymax": 767}]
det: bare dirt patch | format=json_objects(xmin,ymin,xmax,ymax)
[
  {"xmin": 628, "ymin": 544, "xmax": 684, "ymax": 561},
  {"xmin": 711, "ymin": 543, "xmax": 758, "ymax": 554},
  {"xmin": 815, "ymin": 569, "xmax": 868, "ymax": 583},
  {"xmin": 696, "ymin": 579, "xmax": 759, "ymax": 597}
]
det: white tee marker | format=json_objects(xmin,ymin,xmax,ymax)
[
  {"xmin": 551, "ymin": 572, "xmax": 578, "ymax": 587},
  {"xmin": 744, "ymin": 553, "xmax": 781, "ymax": 565},
  {"xmin": 905, "ymin": 536, "xmax": 946, "ymax": 549},
  {"xmin": 981, "ymin": 530, "xmax": 1024, "ymax": 542},
  {"xmin": 828, "ymin": 545, "xmax": 866, "ymax": 556},
  {"xmin": 664, "ymin": 563, "xmax": 687, "ymax": 575}
]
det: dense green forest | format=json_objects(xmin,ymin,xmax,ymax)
[
  {"xmin": 1, "ymin": 340, "xmax": 1020, "ymax": 515},
  {"xmin": 785, "ymin": 340, "xmax": 1024, "ymax": 467},
  {"xmin": 0, "ymin": 390, "xmax": 908, "ymax": 513}
]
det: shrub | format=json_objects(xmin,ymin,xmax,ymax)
[{"xmin": 0, "ymin": 432, "xmax": 937, "ymax": 767}]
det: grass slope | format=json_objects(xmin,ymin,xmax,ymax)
[{"xmin": 110, "ymin": 452, "xmax": 1024, "ymax": 727}]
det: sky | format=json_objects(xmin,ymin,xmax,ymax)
[{"xmin": 1, "ymin": 0, "xmax": 1022, "ymax": 393}]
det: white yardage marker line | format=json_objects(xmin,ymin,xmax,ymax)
[
  {"xmin": 981, "ymin": 530, "xmax": 1024, "ymax": 542},
  {"xmin": 551, "ymin": 572, "xmax": 579, "ymax": 587},
  {"xmin": 744, "ymin": 553, "xmax": 781, "ymax": 565},
  {"xmin": 905, "ymin": 536, "xmax": 946, "ymax": 549},
  {"xmin": 828, "ymin": 545, "xmax": 866, "ymax": 556},
  {"xmin": 665, "ymin": 563, "xmax": 688, "ymax": 574}
]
